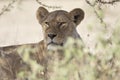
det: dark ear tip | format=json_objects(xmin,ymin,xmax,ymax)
[
  {"xmin": 38, "ymin": 7, "xmax": 46, "ymax": 10},
  {"xmin": 36, "ymin": 7, "xmax": 49, "ymax": 24},
  {"xmin": 37, "ymin": 7, "xmax": 48, "ymax": 13},
  {"xmin": 69, "ymin": 8, "xmax": 85, "ymax": 25},
  {"xmin": 72, "ymin": 8, "xmax": 85, "ymax": 19}
]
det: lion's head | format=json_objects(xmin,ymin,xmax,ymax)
[{"xmin": 36, "ymin": 7, "xmax": 84, "ymax": 50}]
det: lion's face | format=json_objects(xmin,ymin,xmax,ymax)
[{"xmin": 36, "ymin": 7, "xmax": 84, "ymax": 49}]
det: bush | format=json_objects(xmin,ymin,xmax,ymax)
[{"xmin": 17, "ymin": 24, "xmax": 120, "ymax": 80}]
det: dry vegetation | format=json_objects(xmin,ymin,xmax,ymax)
[{"xmin": 0, "ymin": 0, "xmax": 120, "ymax": 80}]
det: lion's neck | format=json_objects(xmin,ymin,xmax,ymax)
[{"xmin": 72, "ymin": 29, "xmax": 81, "ymax": 39}]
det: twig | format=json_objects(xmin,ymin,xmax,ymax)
[
  {"xmin": 98, "ymin": 0, "xmax": 120, "ymax": 4},
  {"xmin": 36, "ymin": 0, "xmax": 61, "ymax": 9},
  {"xmin": 85, "ymin": 0, "xmax": 98, "ymax": 6},
  {"xmin": 0, "ymin": 0, "xmax": 17, "ymax": 17},
  {"xmin": 93, "ymin": 7, "xmax": 107, "ymax": 28},
  {"xmin": 85, "ymin": 0, "xmax": 107, "ymax": 28}
]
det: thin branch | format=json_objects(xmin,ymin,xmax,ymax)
[
  {"xmin": 85, "ymin": 0, "xmax": 107, "ymax": 28},
  {"xmin": 36, "ymin": 0, "xmax": 61, "ymax": 9},
  {"xmin": 93, "ymin": 7, "xmax": 107, "ymax": 28},
  {"xmin": 85, "ymin": 0, "xmax": 98, "ymax": 6},
  {"xmin": 98, "ymin": 0, "xmax": 120, "ymax": 4},
  {"xmin": 0, "ymin": 0, "xmax": 17, "ymax": 17}
]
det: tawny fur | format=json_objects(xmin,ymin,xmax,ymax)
[{"xmin": 0, "ymin": 7, "xmax": 84, "ymax": 79}]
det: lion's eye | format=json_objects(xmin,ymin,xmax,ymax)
[
  {"xmin": 45, "ymin": 22, "xmax": 49, "ymax": 27},
  {"xmin": 45, "ymin": 22, "xmax": 48, "ymax": 24},
  {"xmin": 58, "ymin": 22, "xmax": 66, "ymax": 27}
]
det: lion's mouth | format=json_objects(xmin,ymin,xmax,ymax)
[{"xmin": 47, "ymin": 41, "xmax": 63, "ymax": 46}]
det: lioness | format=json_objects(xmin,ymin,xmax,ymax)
[
  {"xmin": 0, "ymin": 7, "xmax": 84, "ymax": 79},
  {"xmin": 0, "ymin": 6, "xmax": 84, "ymax": 59}
]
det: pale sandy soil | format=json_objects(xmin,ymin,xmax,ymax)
[{"xmin": 0, "ymin": 0, "xmax": 120, "ymax": 52}]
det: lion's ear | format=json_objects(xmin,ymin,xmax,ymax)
[
  {"xmin": 69, "ymin": 8, "xmax": 84, "ymax": 25},
  {"xmin": 36, "ymin": 7, "xmax": 49, "ymax": 24}
]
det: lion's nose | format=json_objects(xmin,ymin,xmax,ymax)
[{"xmin": 48, "ymin": 34, "xmax": 57, "ymax": 39}]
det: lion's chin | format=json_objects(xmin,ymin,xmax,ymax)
[{"xmin": 47, "ymin": 42, "xmax": 63, "ymax": 50}]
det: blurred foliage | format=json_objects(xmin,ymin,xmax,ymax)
[{"xmin": 16, "ymin": 23, "xmax": 120, "ymax": 80}]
